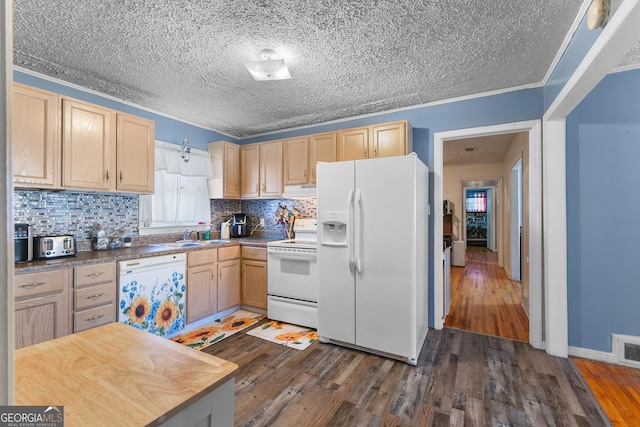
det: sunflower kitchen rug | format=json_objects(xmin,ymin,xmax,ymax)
[
  {"xmin": 246, "ymin": 320, "xmax": 317, "ymax": 350},
  {"xmin": 170, "ymin": 310, "xmax": 264, "ymax": 351}
]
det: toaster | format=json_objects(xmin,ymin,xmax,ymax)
[{"xmin": 35, "ymin": 235, "xmax": 76, "ymax": 259}]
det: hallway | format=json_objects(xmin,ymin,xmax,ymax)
[{"xmin": 444, "ymin": 246, "xmax": 529, "ymax": 342}]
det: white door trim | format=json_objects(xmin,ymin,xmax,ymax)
[
  {"xmin": 1, "ymin": 0, "xmax": 14, "ymax": 404},
  {"xmin": 434, "ymin": 120, "xmax": 543, "ymax": 350},
  {"xmin": 539, "ymin": 0, "xmax": 640, "ymax": 358},
  {"xmin": 510, "ymin": 160, "xmax": 522, "ymax": 281}
]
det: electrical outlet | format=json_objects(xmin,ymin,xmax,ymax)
[{"xmin": 259, "ymin": 218, "xmax": 265, "ymax": 227}]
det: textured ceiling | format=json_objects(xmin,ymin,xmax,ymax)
[
  {"xmin": 443, "ymin": 133, "xmax": 522, "ymax": 166},
  {"xmin": 12, "ymin": 0, "xmax": 635, "ymax": 138}
]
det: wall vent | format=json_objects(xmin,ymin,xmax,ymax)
[{"xmin": 613, "ymin": 334, "xmax": 640, "ymax": 368}]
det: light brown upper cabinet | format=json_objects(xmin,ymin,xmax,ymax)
[
  {"xmin": 12, "ymin": 83, "xmax": 60, "ymax": 188},
  {"xmin": 12, "ymin": 84, "xmax": 154, "ymax": 194},
  {"xmin": 371, "ymin": 121, "xmax": 412, "ymax": 158},
  {"xmin": 337, "ymin": 120, "xmax": 412, "ymax": 161},
  {"xmin": 283, "ymin": 132, "xmax": 337, "ymax": 185},
  {"xmin": 62, "ymin": 98, "xmax": 117, "ymax": 191},
  {"xmin": 116, "ymin": 113, "xmax": 155, "ymax": 193},
  {"xmin": 308, "ymin": 132, "xmax": 337, "ymax": 183},
  {"xmin": 241, "ymin": 141, "xmax": 283, "ymax": 199},
  {"xmin": 62, "ymin": 97, "xmax": 155, "ymax": 193},
  {"xmin": 283, "ymin": 137, "xmax": 309, "ymax": 185},
  {"xmin": 260, "ymin": 141, "xmax": 283, "ymax": 198},
  {"xmin": 208, "ymin": 141, "xmax": 241, "ymax": 199},
  {"xmin": 240, "ymin": 143, "xmax": 260, "ymax": 198},
  {"xmin": 337, "ymin": 127, "xmax": 369, "ymax": 162}
]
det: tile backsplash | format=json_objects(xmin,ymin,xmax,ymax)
[
  {"xmin": 14, "ymin": 189, "xmax": 139, "ymax": 238},
  {"xmin": 14, "ymin": 188, "xmax": 317, "ymax": 240}
]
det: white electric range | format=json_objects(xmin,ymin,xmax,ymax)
[{"xmin": 267, "ymin": 218, "xmax": 318, "ymax": 329}]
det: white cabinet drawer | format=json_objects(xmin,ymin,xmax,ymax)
[
  {"xmin": 74, "ymin": 283, "xmax": 115, "ymax": 311},
  {"xmin": 74, "ymin": 304, "xmax": 115, "ymax": 332}
]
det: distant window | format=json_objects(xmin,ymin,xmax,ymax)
[
  {"xmin": 465, "ymin": 191, "xmax": 487, "ymax": 213},
  {"xmin": 139, "ymin": 141, "xmax": 212, "ymax": 234}
]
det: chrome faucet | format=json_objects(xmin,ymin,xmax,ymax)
[{"xmin": 182, "ymin": 229, "xmax": 192, "ymax": 241}]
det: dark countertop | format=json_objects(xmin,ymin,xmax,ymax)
[{"xmin": 15, "ymin": 236, "xmax": 283, "ymax": 274}]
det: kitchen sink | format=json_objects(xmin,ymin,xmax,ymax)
[
  {"xmin": 151, "ymin": 241, "xmax": 203, "ymax": 248},
  {"xmin": 200, "ymin": 239, "xmax": 231, "ymax": 245},
  {"xmin": 150, "ymin": 239, "xmax": 230, "ymax": 249}
]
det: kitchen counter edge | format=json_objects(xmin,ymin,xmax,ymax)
[{"xmin": 14, "ymin": 237, "xmax": 280, "ymax": 274}]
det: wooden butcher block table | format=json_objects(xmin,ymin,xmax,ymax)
[{"xmin": 14, "ymin": 322, "xmax": 238, "ymax": 426}]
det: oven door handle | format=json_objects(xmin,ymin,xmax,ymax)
[{"xmin": 267, "ymin": 251, "xmax": 316, "ymax": 259}]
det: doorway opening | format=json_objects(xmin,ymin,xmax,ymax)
[{"xmin": 433, "ymin": 120, "xmax": 542, "ymax": 349}]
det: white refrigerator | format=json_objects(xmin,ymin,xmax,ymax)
[{"xmin": 317, "ymin": 154, "xmax": 429, "ymax": 365}]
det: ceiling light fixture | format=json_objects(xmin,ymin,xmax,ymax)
[
  {"xmin": 244, "ymin": 49, "xmax": 291, "ymax": 81},
  {"xmin": 586, "ymin": 0, "xmax": 611, "ymax": 30}
]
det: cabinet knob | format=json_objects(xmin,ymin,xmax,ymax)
[
  {"xmin": 374, "ymin": 149, "xmax": 378, "ymax": 157},
  {"xmin": 106, "ymin": 170, "xmax": 110, "ymax": 181},
  {"xmin": 303, "ymin": 169, "xmax": 307, "ymax": 178},
  {"xmin": 262, "ymin": 183, "xmax": 266, "ymax": 192},
  {"xmin": 255, "ymin": 184, "xmax": 259, "ymax": 192},
  {"xmin": 120, "ymin": 171, "xmax": 123, "ymax": 182},
  {"xmin": 363, "ymin": 151, "xmax": 367, "ymax": 158}
]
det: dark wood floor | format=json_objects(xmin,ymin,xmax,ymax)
[{"xmin": 204, "ymin": 323, "xmax": 610, "ymax": 426}]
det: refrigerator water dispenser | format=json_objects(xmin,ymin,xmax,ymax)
[{"xmin": 319, "ymin": 211, "xmax": 348, "ymax": 246}]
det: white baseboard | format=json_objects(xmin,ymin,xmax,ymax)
[{"xmin": 568, "ymin": 346, "xmax": 617, "ymax": 364}]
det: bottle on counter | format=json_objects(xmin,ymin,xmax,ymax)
[{"xmin": 92, "ymin": 225, "xmax": 109, "ymax": 250}]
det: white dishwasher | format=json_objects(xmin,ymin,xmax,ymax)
[{"xmin": 117, "ymin": 253, "xmax": 186, "ymax": 336}]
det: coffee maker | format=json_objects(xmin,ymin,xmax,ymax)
[{"xmin": 231, "ymin": 213, "xmax": 251, "ymax": 237}]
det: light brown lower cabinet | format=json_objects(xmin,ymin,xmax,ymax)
[
  {"xmin": 241, "ymin": 246, "xmax": 267, "ymax": 310},
  {"xmin": 186, "ymin": 246, "xmax": 241, "ymax": 324},
  {"xmin": 72, "ymin": 262, "xmax": 116, "ymax": 333},
  {"xmin": 186, "ymin": 249, "xmax": 218, "ymax": 324},
  {"xmin": 218, "ymin": 246, "xmax": 241, "ymax": 312},
  {"xmin": 14, "ymin": 269, "xmax": 69, "ymax": 349}
]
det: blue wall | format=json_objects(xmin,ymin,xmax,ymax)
[
  {"xmin": 15, "ymin": 67, "xmax": 544, "ymax": 327},
  {"xmin": 544, "ymin": 12, "xmax": 602, "ymax": 111},
  {"xmin": 244, "ymin": 88, "xmax": 544, "ymax": 326},
  {"xmin": 566, "ymin": 68, "xmax": 640, "ymax": 352},
  {"xmin": 13, "ymin": 71, "xmax": 239, "ymax": 149}
]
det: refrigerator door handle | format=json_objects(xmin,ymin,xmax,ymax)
[
  {"xmin": 347, "ymin": 189, "xmax": 355, "ymax": 272},
  {"xmin": 354, "ymin": 189, "xmax": 363, "ymax": 274}
]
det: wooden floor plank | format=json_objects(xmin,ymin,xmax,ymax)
[
  {"xmin": 202, "ymin": 324, "xmax": 611, "ymax": 426},
  {"xmin": 445, "ymin": 246, "xmax": 529, "ymax": 342},
  {"xmin": 573, "ymin": 357, "xmax": 639, "ymax": 427}
]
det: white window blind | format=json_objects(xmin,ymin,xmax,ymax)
[{"xmin": 139, "ymin": 141, "xmax": 212, "ymax": 230}]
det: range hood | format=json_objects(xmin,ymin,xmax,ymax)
[{"xmin": 281, "ymin": 184, "xmax": 317, "ymax": 199}]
